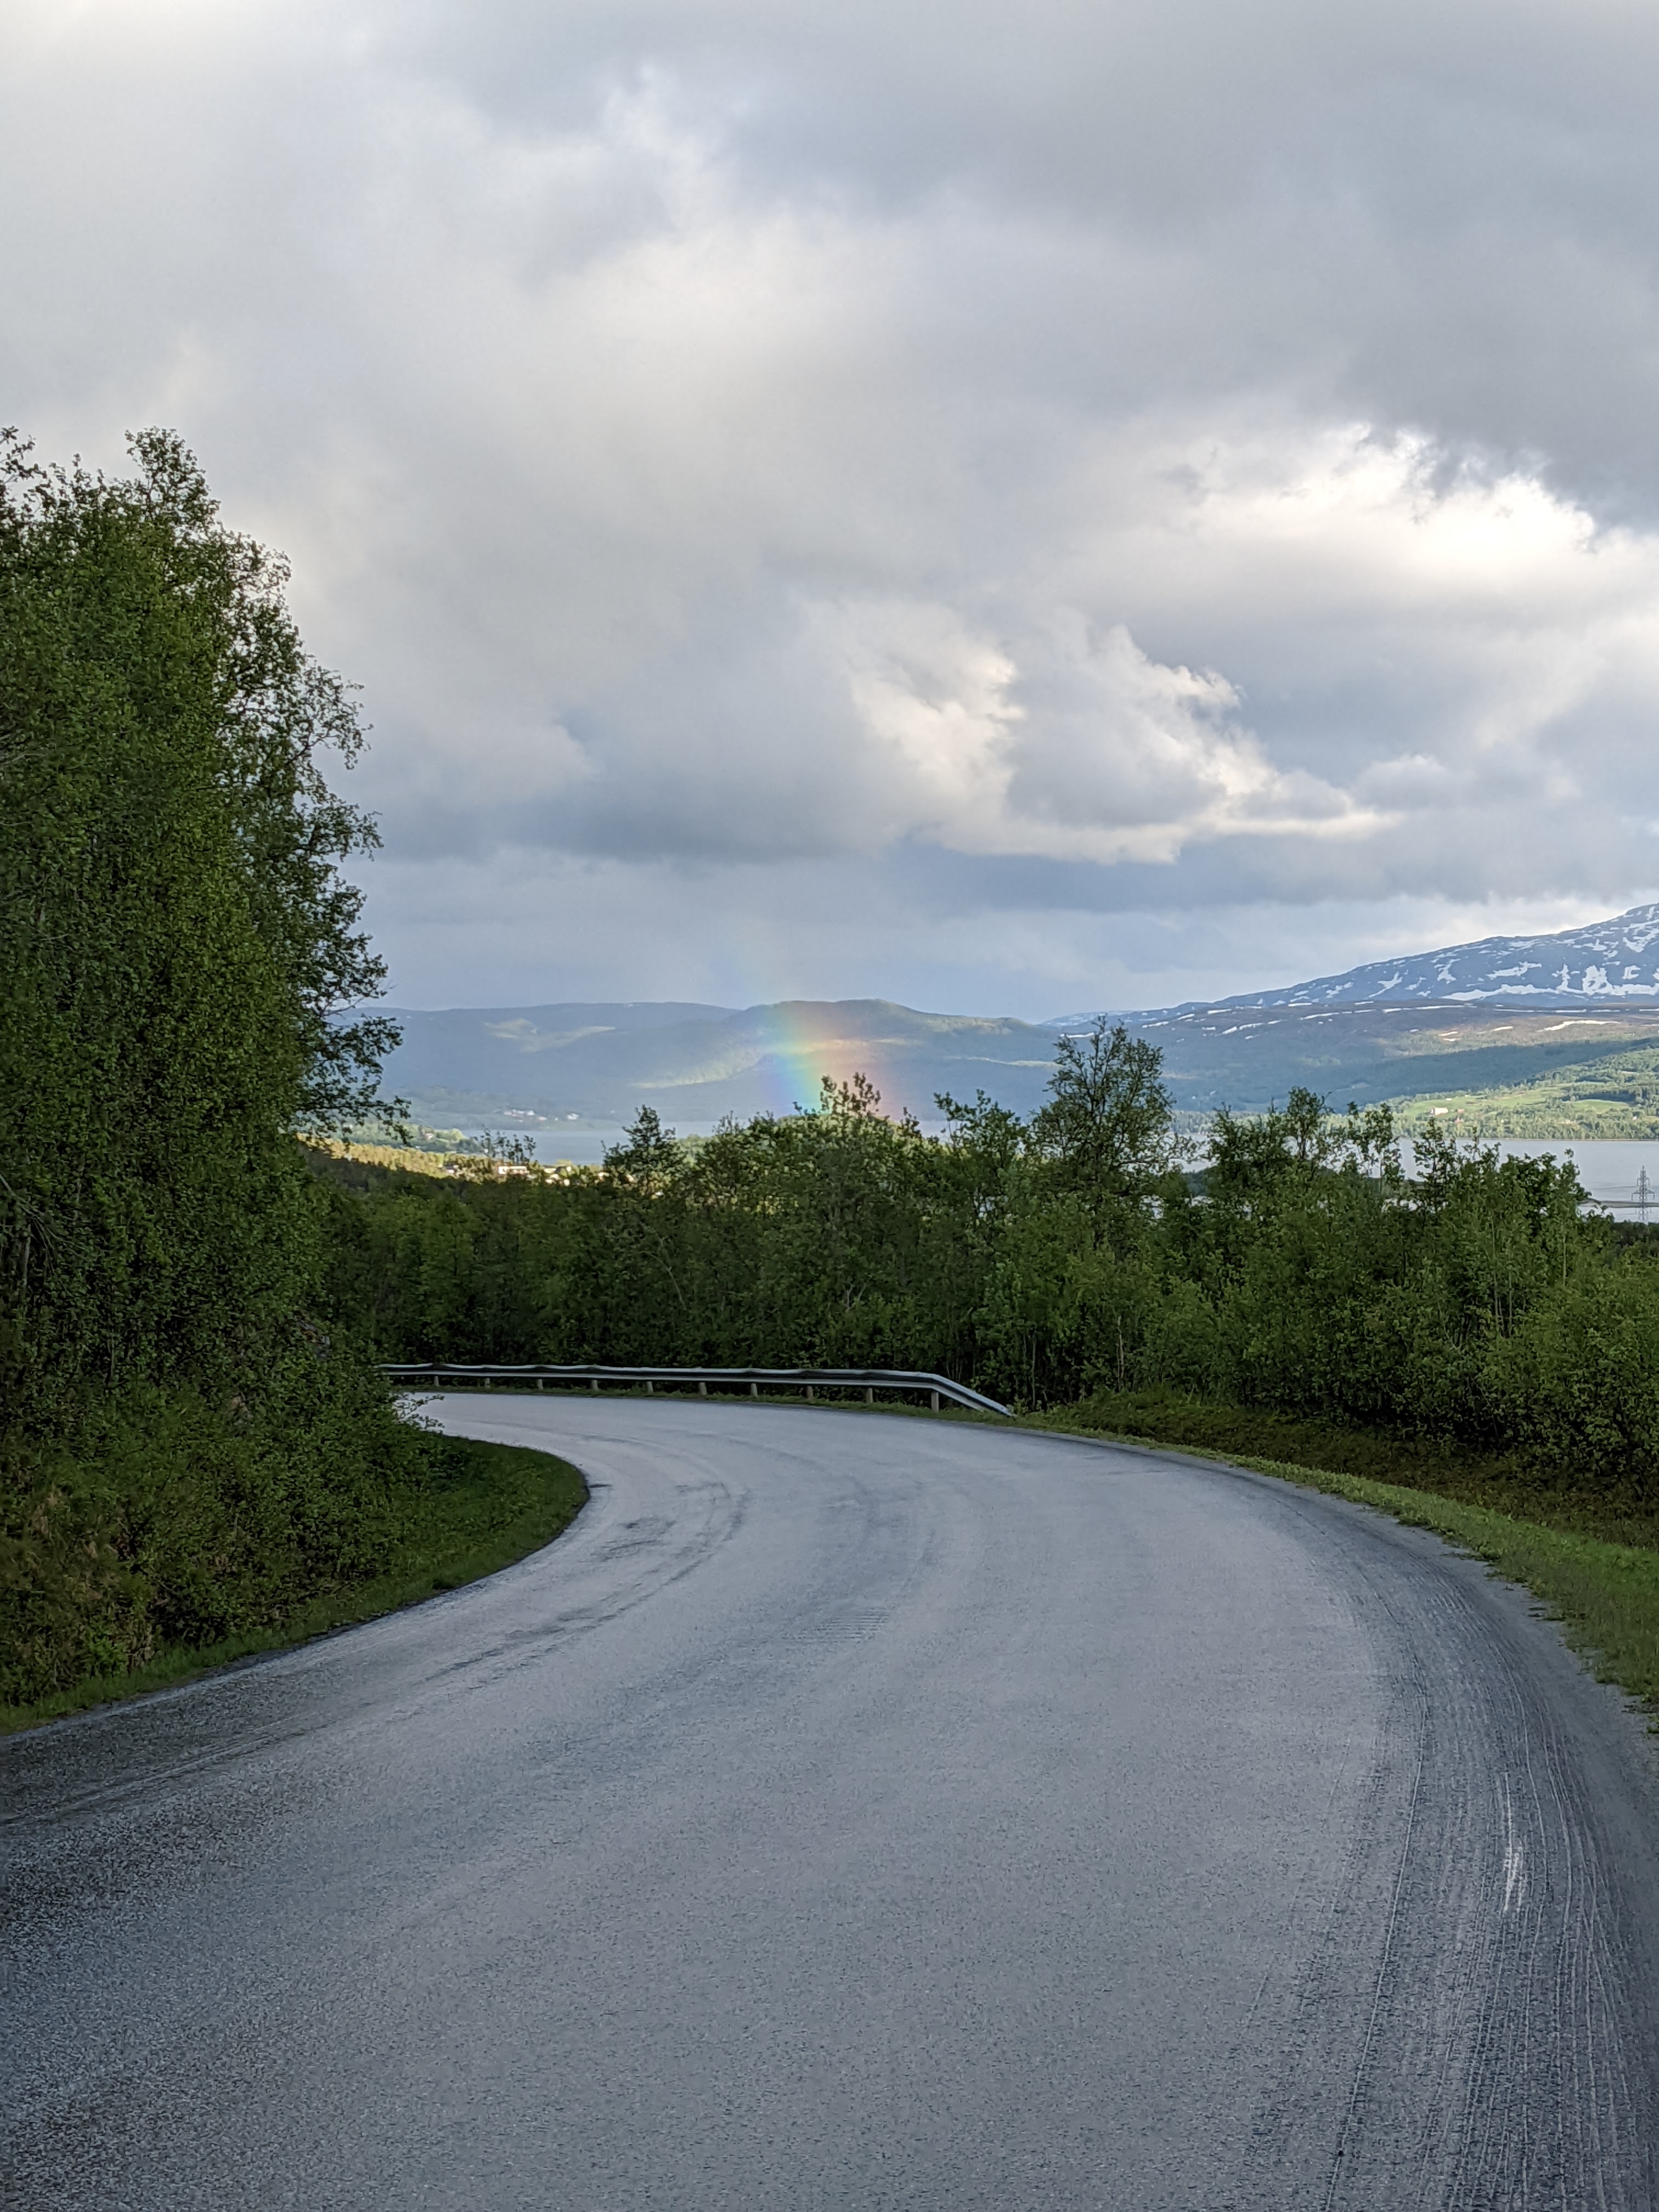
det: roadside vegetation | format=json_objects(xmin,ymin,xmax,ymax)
[
  {"xmin": 3, "ymin": 1437, "xmax": 585, "ymax": 1732},
  {"xmin": 0, "ymin": 432, "xmax": 582, "ymax": 1725}
]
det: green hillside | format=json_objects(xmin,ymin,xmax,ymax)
[
  {"xmin": 1387, "ymin": 1042, "xmax": 1659, "ymax": 1138},
  {"xmin": 1135, "ymin": 1002, "xmax": 1659, "ymax": 1117}
]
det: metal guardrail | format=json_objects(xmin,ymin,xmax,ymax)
[{"xmin": 383, "ymin": 1362, "xmax": 1011, "ymax": 1418}]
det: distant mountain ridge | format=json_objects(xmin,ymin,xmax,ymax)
[
  {"xmin": 1049, "ymin": 903, "xmax": 1659, "ymax": 1028},
  {"xmin": 365, "ymin": 904, "xmax": 1659, "ymax": 1136},
  {"xmin": 374, "ymin": 998, "xmax": 1059, "ymax": 1129}
]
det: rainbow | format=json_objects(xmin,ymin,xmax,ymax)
[{"xmin": 746, "ymin": 1001, "xmax": 899, "ymax": 1121}]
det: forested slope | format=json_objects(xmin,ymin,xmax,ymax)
[{"xmin": 1388, "ymin": 1041, "xmax": 1659, "ymax": 1139}]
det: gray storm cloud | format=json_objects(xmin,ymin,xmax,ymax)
[{"xmin": 5, "ymin": 0, "xmax": 1659, "ymax": 1011}]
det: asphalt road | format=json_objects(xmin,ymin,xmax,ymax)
[{"xmin": 4, "ymin": 1398, "xmax": 1658, "ymax": 2210}]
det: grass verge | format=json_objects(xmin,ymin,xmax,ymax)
[
  {"xmin": 1, "ymin": 1436, "xmax": 586, "ymax": 1736},
  {"xmin": 1030, "ymin": 1392, "xmax": 1659, "ymax": 1722}
]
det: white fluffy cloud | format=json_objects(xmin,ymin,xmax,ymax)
[
  {"xmin": 809, "ymin": 601, "xmax": 1379, "ymax": 864},
  {"xmin": 6, "ymin": 0, "xmax": 1659, "ymax": 1011}
]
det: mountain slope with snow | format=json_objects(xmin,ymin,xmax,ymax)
[{"xmin": 1053, "ymin": 905, "xmax": 1659, "ymax": 1026}]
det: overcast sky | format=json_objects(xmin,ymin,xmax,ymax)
[{"xmin": 10, "ymin": 0, "xmax": 1659, "ymax": 1015}]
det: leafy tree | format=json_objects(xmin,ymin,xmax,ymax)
[
  {"xmin": 0, "ymin": 428, "xmax": 424, "ymax": 1704},
  {"xmin": 1206, "ymin": 1088, "xmax": 1397, "ymax": 1213},
  {"xmin": 0, "ymin": 427, "xmax": 393, "ymax": 1421},
  {"xmin": 1029, "ymin": 1020, "xmax": 1181, "ymax": 1221},
  {"xmin": 602, "ymin": 1105, "xmax": 680, "ymax": 1196}
]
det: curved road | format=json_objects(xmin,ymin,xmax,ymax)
[{"xmin": 4, "ymin": 1398, "xmax": 1658, "ymax": 2209}]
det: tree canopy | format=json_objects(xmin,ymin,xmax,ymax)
[
  {"xmin": 0, "ymin": 428, "xmax": 394, "ymax": 1423},
  {"xmin": 0, "ymin": 429, "xmax": 428, "ymax": 1708}
]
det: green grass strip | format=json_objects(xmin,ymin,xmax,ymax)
[
  {"xmin": 2, "ymin": 1437, "xmax": 586, "ymax": 1736},
  {"xmin": 1032, "ymin": 1406, "xmax": 1659, "ymax": 1724}
]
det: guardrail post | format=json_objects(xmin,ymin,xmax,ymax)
[
  {"xmin": 590, "ymin": 1377, "xmax": 599, "ymax": 1392},
  {"xmin": 749, "ymin": 1381, "xmax": 758, "ymax": 1397},
  {"xmin": 484, "ymin": 1376, "xmax": 494, "ymax": 1391},
  {"xmin": 930, "ymin": 1389, "xmax": 940, "ymax": 1411},
  {"xmin": 645, "ymin": 1379, "xmax": 654, "ymax": 1393},
  {"xmin": 536, "ymin": 1376, "xmax": 545, "ymax": 1391},
  {"xmin": 804, "ymin": 1383, "xmax": 814, "ymax": 1401},
  {"xmin": 698, "ymin": 1379, "xmax": 708, "ymax": 1396}
]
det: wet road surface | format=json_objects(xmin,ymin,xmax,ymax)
[{"xmin": 4, "ymin": 1397, "xmax": 1658, "ymax": 2209}]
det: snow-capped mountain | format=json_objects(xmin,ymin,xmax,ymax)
[{"xmin": 1052, "ymin": 905, "xmax": 1659, "ymax": 1026}]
